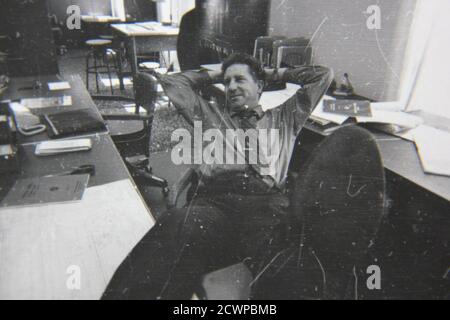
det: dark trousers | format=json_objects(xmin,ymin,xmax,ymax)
[{"xmin": 102, "ymin": 172, "xmax": 291, "ymax": 300}]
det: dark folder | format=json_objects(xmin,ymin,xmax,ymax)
[{"xmin": 42, "ymin": 108, "xmax": 106, "ymax": 139}]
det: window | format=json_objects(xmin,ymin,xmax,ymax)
[
  {"xmin": 155, "ymin": 0, "xmax": 195, "ymax": 24},
  {"xmin": 401, "ymin": 0, "xmax": 450, "ymax": 120},
  {"xmin": 111, "ymin": 0, "xmax": 126, "ymax": 21}
]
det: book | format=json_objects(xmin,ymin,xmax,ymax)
[
  {"xmin": 42, "ymin": 108, "xmax": 106, "ymax": 139},
  {"xmin": 323, "ymin": 99, "xmax": 372, "ymax": 117},
  {"xmin": 0, "ymin": 174, "xmax": 90, "ymax": 208}
]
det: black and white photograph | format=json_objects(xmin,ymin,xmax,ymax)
[{"xmin": 0, "ymin": 0, "xmax": 449, "ymax": 303}]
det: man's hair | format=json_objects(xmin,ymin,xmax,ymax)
[{"xmin": 222, "ymin": 53, "xmax": 265, "ymax": 82}]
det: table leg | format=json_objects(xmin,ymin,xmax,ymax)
[
  {"xmin": 117, "ymin": 45, "xmax": 125, "ymax": 91},
  {"xmin": 129, "ymin": 36, "xmax": 138, "ymax": 76}
]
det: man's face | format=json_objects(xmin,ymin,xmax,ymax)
[{"xmin": 224, "ymin": 64, "xmax": 263, "ymax": 111}]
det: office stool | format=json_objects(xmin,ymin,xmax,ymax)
[
  {"xmin": 85, "ymin": 39, "xmax": 117, "ymax": 95},
  {"xmin": 139, "ymin": 61, "xmax": 160, "ymax": 72}
]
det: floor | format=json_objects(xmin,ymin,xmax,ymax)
[
  {"xmin": 58, "ymin": 48, "xmax": 191, "ymax": 154},
  {"xmin": 57, "ymin": 48, "xmax": 253, "ymax": 300}
]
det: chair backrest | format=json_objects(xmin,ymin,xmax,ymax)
[
  {"xmin": 291, "ymin": 125, "xmax": 385, "ymax": 299},
  {"xmin": 252, "ymin": 125, "xmax": 386, "ymax": 300},
  {"xmin": 107, "ymin": 72, "xmax": 158, "ymax": 159},
  {"xmin": 133, "ymin": 72, "xmax": 158, "ymax": 116},
  {"xmin": 272, "ymin": 37, "xmax": 311, "ymax": 68},
  {"xmin": 253, "ymin": 36, "xmax": 286, "ymax": 67}
]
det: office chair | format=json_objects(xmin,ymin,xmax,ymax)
[
  {"xmin": 168, "ymin": 125, "xmax": 386, "ymax": 300},
  {"xmin": 252, "ymin": 125, "xmax": 386, "ymax": 300},
  {"xmin": 253, "ymin": 36, "xmax": 286, "ymax": 67},
  {"xmin": 101, "ymin": 72, "xmax": 169, "ymax": 195},
  {"xmin": 272, "ymin": 37, "xmax": 312, "ymax": 68}
]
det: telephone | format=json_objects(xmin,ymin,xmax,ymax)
[{"xmin": 8, "ymin": 102, "xmax": 46, "ymax": 136}]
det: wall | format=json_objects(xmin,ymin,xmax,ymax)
[{"xmin": 269, "ymin": 0, "xmax": 417, "ymax": 101}]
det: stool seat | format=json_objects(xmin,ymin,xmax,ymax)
[
  {"xmin": 139, "ymin": 62, "xmax": 161, "ymax": 70},
  {"xmin": 99, "ymin": 35, "xmax": 114, "ymax": 40},
  {"xmin": 86, "ymin": 39, "xmax": 112, "ymax": 46}
]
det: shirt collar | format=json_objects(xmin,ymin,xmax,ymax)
[{"xmin": 230, "ymin": 105, "xmax": 265, "ymax": 120}]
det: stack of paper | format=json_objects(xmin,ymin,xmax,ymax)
[
  {"xmin": 356, "ymin": 109, "xmax": 423, "ymax": 129},
  {"xmin": 412, "ymin": 125, "xmax": 450, "ymax": 177},
  {"xmin": 0, "ymin": 174, "xmax": 89, "ymax": 208}
]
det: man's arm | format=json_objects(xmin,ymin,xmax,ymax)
[
  {"xmin": 157, "ymin": 70, "xmax": 221, "ymax": 126},
  {"xmin": 265, "ymin": 66, "xmax": 333, "ymax": 106},
  {"xmin": 265, "ymin": 66, "xmax": 334, "ymax": 132}
]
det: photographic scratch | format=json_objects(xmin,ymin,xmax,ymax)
[
  {"xmin": 347, "ymin": 174, "xmax": 367, "ymax": 198},
  {"xmin": 249, "ymin": 251, "xmax": 285, "ymax": 287},
  {"xmin": 443, "ymin": 267, "xmax": 450, "ymax": 279},
  {"xmin": 276, "ymin": 0, "xmax": 288, "ymax": 10},
  {"xmin": 353, "ymin": 265, "xmax": 358, "ymax": 300},
  {"xmin": 297, "ymin": 223, "xmax": 306, "ymax": 268},
  {"xmin": 311, "ymin": 249, "xmax": 326, "ymax": 295},
  {"xmin": 307, "ymin": 16, "xmax": 329, "ymax": 50},
  {"xmin": 374, "ymin": 28, "xmax": 400, "ymax": 82}
]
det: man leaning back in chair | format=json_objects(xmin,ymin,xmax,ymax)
[{"xmin": 102, "ymin": 53, "xmax": 333, "ymax": 299}]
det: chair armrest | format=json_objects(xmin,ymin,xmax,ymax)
[
  {"xmin": 167, "ymin": 167, "xmax": 197, "ymax": 209},
  {"xmin": 101, "ymin": 113, "xmax": 153, "ymax": 121}
]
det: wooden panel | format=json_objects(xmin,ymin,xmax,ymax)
[
  {"xmin": 198, "ymin": 0, "xmax": 270, "ymax": 55},
  {"xmin": 2, "ymin": 0, "xmax": 59, "ymax": 76}
]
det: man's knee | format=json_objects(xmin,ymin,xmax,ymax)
[{"xmin": 158, "ymin": 198, "xmax": 230, "ymax": 239}]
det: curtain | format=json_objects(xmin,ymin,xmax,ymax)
[
  {"xmin": 156, "ymin": 0, "xmax": 195, "ymax": 24},
  {"xmin": 111, "ymin": 0, "xmax": 126, "ymax": 21},
  {"xmin": 401, "ymin": 0, "xmax": 450, "ymax": 119}
]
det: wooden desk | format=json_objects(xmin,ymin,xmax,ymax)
[
  {"xmin": 0, "ymin": 76, "xmax": 155, "ymax": 300},
  {"xmin": 0, "ymin": 75, "xmax": 107, "ymax": 145},
  {"xmin": 112, "ymin": 22, "xmax": 179, "ymax": 78}
]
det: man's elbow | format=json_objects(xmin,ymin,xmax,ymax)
[{"xmin": 314, "ymin": 66, "xmax": 334, "ymax": 86}]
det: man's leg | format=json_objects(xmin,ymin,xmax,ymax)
[{"xmin": 102, "ymin": 197, "xmax": 238, "ymax": 300}]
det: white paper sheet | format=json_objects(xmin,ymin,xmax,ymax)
[
  {"xmin": 356, "ymin": 110, "xmax": 423, "ymax": 129},
  {"xmin": 413, "ymin": 125, "xmax": 450, "ymax": 176},
  {"xmin": 48, "ymin": 82, "xmax": 71, "ymax": 91}
]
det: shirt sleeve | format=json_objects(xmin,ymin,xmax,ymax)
[
  {"xmin": 281, "ymin": 66, "xmax": 334, "ymax": 133},
  {"xmin": 157, "ymin": 71, "xmax": 213, "ymax": 126}
]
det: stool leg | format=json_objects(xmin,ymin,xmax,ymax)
[
  {"xmin": 159, "ymin": 51, "xmax": 167, "ymax": 68},
  {"xmin": 86, "ymin": 51, "xmax": 91, "ymax": 91},
  {"xmin": 94, "ymin": 53, "xmax": 100, "ymax": 93},
  {"xmin": 105, "ymin": 52, "xmax": 114, "ymax": 95}
]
